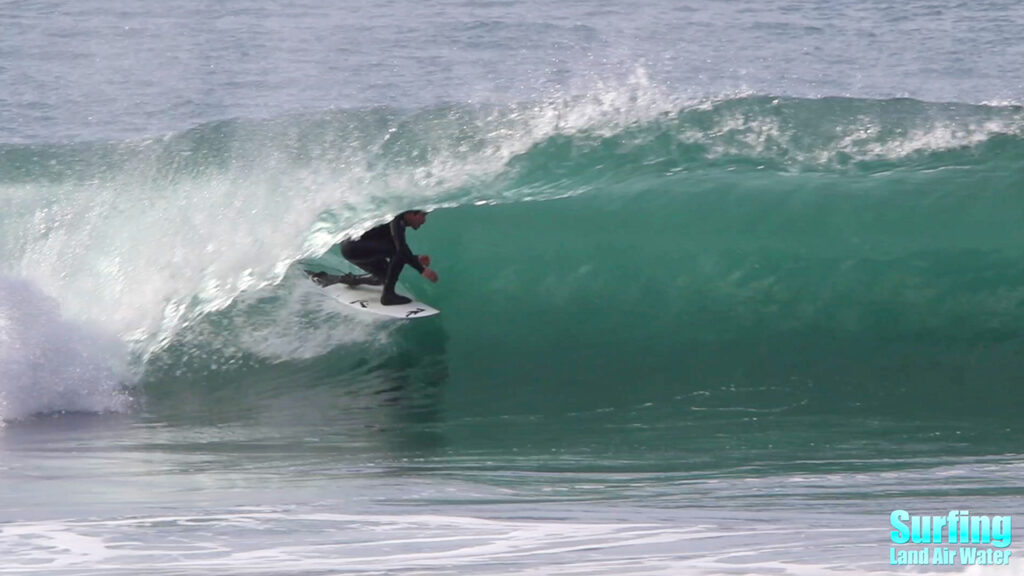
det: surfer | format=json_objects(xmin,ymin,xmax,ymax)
[{"xmin": 310, "ymin": 210, "xmax": 438, "ymax": 305}]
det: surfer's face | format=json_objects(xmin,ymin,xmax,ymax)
[{"xmin": 406, "ymin": 211, "xmax": 427, "ymax": 229}]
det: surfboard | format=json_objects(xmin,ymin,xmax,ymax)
[{"xmin": 322, "ymin": 282, "xmax": 440, "ymax": 319}]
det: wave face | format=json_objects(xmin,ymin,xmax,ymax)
[{"xmin": 2, "ymin": 94, "xmax": 1023, "ymax": 424}]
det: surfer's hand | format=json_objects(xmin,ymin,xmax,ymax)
[
  {"xmin": 419, "ymin": 254, "xmax": 431, "ymax": 268},
  {"xmin": 422, "ymin": 268, "xmax": 438, "ymax": 283}
]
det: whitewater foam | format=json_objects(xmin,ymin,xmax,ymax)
[{"xmin": 0, "ymin": 275, "xmax": 131, "ymax": 423}]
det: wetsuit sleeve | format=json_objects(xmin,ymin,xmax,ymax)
[{"xmin": 390, "ymin": 217, "xmax": 425, "ymax": 273}]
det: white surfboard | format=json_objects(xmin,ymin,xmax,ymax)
[{"xmin": 322, "ymin": 283, "xmax": 440, "ymax": 319}]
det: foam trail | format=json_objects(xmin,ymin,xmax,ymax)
[{"xmin": 0, "ymin": 275, "xmax": 131, "ymax": 423}]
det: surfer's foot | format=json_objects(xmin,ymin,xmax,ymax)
[
  {"xmin": 380, "ymin": 292, "xmax": 412, "ymax": 306},
  {"xmin": 310, "ymin": 271, "xmax": 331, "ymax": 286}
]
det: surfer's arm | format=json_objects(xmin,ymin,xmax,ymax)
[{"xmin": 389, "ymin": 217, "xmax": 426, "ymax": 273}]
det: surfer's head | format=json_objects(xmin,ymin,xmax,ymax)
[{"xmin": 402, "ymin": 209, "xmax": 428, "ymax": 229}]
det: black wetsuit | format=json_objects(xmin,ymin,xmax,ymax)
[{"xmin": 340, "ymin": 212, "xmax": 425, "ymax": 296}]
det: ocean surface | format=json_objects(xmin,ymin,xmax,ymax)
[{"xmin": 2, "ymin": 1, "xmax": 1024, "ymax": 574}]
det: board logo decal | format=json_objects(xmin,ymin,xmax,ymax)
[{"xmin": 405, "ymin": 308, "xmax": 425, "ymax": 317}]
